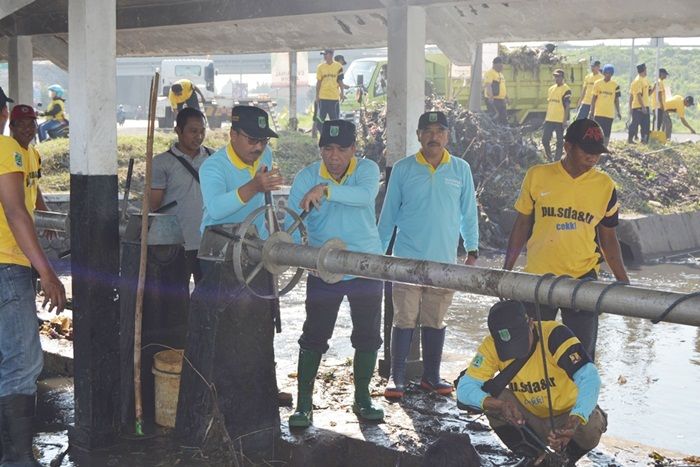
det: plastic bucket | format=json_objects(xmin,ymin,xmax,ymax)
[{"xmin": 152, "ymin": 349, "xmax": 184, "ymax": 428}]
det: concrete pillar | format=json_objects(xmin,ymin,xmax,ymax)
[
  {"xmin": 288, "ymin": 51, "xmax": 298, "ymax": 131},
  {"xmin": 68, "ymin": 0, "xmax": 121, "ymax": 450},
  {"xmin": 385, "ymin": 3, "xmax": 425, "ymax": 167},
  {"xmin": 469, "ymin": 43, "xmax": 483, "ymax": 113},
  {"xmin": 8, "ymin": 36, "xmax": 33, "ymax": 107}
]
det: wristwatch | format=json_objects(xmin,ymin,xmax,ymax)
[{"xmin": 467, "ymin": 250, "xmax": 479, "ymax": 259}]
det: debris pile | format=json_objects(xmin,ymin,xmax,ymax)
[
  {"xmin": 498, "ymin": 44, "xmax": 568, "ymax": 72},
  {"xmin": 40, "ymin": 314, "xmax": 73, "ymax": 340}
]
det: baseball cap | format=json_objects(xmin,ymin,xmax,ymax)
[
  {"xmin": 10, "ymin": 104, "xmax": 38, "ymax": 120},
  {"xmin": 602, "ymin": 64, "xmax": 615, "ymax": 74},
  {"xmin": 418, "ymin": 111, "xmax": 448, "ymax": 130},
  {"xmin": 659, "ymin": 68, "xmax": 669, "ymax": 75},
  {"xmin": 321, "ymin": 48, "xmax": 334, "ymax": 55},
  {"xmin": 0, "ymin": 87, "xmax": 14, "ymax": 108},
  {"xmin": 487, "ymin": 300, "xmax": 531, "ymax": 361},
  {"xmin": 334, "ymin": 54, "xmax": 347, "ymax": 65},
  {"xmin": 565, "ymin": 118, "xmax": 610, "ymax": 154},
  {"xmin": 230, "ymin": 105, "xmax": 279, "ymax": 139},
  {"xmin": 685, "ymin": 96, "xmax": 695, "ymax": 106},
  {"xmin": 552, "ymin": 69, "xmax": 565, "ymax": 78},
  {"xmin": 319, "ymin": 119, "xmax": 356, "ymax": 148},
  {"xmin": 636, "ymin": 63, "xmax": 646, "ymax": 73}
]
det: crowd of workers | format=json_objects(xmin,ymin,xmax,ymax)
[
  {"xmin": 0, "ymin": 45, "xmax": 664, "ymax": 467},
  {"xmin": 483, "ymin": 56, "xmax": 696, "ymax": 160}
]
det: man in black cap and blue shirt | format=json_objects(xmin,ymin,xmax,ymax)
[
  {"xmin": 457, "ymin": 300, "xmax": 607, "ymax": 466},
  {"xmin": 378, "ymin": 110, "xmax": 479, "ymax": 399},
  {"xmin": 503, "ymin": 119, "xmax": 629, "ymax": 361},
  {"xmin": 287, "ymin": 119, "xmax": 384, "ymax": 428},
  {"xmin": 199, "ymin": 105, "xmax": 283, "ymax": 254}
]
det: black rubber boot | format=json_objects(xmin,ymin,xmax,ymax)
[
  {"xmin": 0, "ymin": 394, "xmax": 41, "ymax": 467},
  {"xmin": 564, "ymin": 440, "xmax": 590, "ymax": 466},
  {"xmin": 1, "ymin": 414, "xmax": 18, "ymax": 464}
]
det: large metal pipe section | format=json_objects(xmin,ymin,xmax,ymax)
[{"xmin": 257, "ymin": 239, "xmax": 700, "ymax": 327}]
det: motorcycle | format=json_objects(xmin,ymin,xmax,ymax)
[{"xmin": 36, "ymin": 102, "xmax": 69, "ymax": 141}]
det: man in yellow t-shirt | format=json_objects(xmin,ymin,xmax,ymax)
[
  {"xmin": 664, "ymin": 95, "xmax": 696, "ymax": 138},
  {"xmin": 504, "ymin": 119, "xmax": 629, "ymax": 360},
  {"xmin": 575, "ymin": 61, "xmax": 601, "ymax": 120},
  {"xmin": 483, "ymin": 56, "xmax": 507, "ymax": 124},
  {"xmin": 315, "ymin": 48, "xmax": 344, "ymax": 132},
  {"xmin": 168, "ymin": 79, "xmax": 205, "ymax": 115},
  {"xmin": 651, "ymin": 68, "xmax": 670, "ymax": 131},
  {"xmin": 0, "ymin": 104, "xmax": 66, "ymax": 464},
  {"xmin": 588, "ymin": 64, "xmax": 621, "ymax": 146},
  {"xmin": 457, "ymin": 300, "xmax": 607, "ymax": 465},
  {"xmin": 542, "ymin": 69, "xmax": 572, "ymax": 160},
  {"xmin": 628, "ymin": 63, "xmax": 651, "ymax": 144}
]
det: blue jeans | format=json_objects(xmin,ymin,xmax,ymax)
[
  {"xmin": 576, "ymin": 104, "xmax": 591, "ymax": 120},
  {"xmin": 38, "ymin": 120, "xmax": 63, "ymax": 142},
  {"xmin": 0, "ymin": 264, "xmax": 43, "ymax": 397}
]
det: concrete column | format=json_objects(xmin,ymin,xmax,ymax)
[
  {"xmin": 68, "ymin": 0, "xmax": 121, "ymax": 450},
  {"xmin": 288, "ymin": 51, "xmax": 298, "ymax": 131},
  {"xmin": 468, "ymin": 42, "xmax": 483, "ymax": 113},
  {"xmin": 8, "ymin": 36, "xmax": 33, "ymax": 106},
  {"xmin": 385, "ymin": 3, "xmax": 425, "ymax": 167}
]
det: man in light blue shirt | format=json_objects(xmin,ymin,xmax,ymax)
[
  {"xmin": 287, "ymin": 120, "xmax": 384, "ymax": 428},
  {"xmin": 199, "ymin": 105, "xmax": 283, "ymax": 272},
  {"xmin": 378, "ymin": 111, "xmax": 479, "ymax": 399}
]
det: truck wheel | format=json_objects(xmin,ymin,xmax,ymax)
[{"xmin": 208, "ymin": 117, "xmax": 222, "ymax": 129}]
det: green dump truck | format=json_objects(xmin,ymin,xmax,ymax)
[{"xmin": 340, "ymin": 56, "xmax": 588, "ymax": 127}]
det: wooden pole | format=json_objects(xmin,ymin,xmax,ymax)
[{"xmin": 134, "ymin": 71, "xmax": 159, "ymax": 435}]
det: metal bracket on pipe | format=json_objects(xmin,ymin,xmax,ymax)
[{"xmin": 316, "ymin": 238, "xmax": 346, "ymax": 284}]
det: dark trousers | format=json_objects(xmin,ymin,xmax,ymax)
[
  {"xmin": 524, "ymin": 270, "xmax": 599, "ymax": 360},
  {"xmin": 487, "ymin": 98, "xmax": 507, "ymax": 124},
  {"xmin": 593, "ymin": 116, "xmax": 613, "ymax": 145},
  {"xmin": 184, "ymin": 250, "xmax": 203, "ymax": 285},
  {"xmin": 655, "ymin": 109, "xmax": 665, "ymax": 131},
  {"xmin": 628, "ymin": 108, "xmax": 650, "ymax": 143},
  {"xmin": 542, "ymin": 121, "xmax": 564, "ymax": 160},
  {"xmin": 576, "ymin": 104, "xmax": 591, "ymax": 121},
  {"xmin": 299, "ymin": 275, "xmax": 383, "ymax": 354},
  {"xmin": 316, "ymin": 99, "xmax": 340, "ymax": 131}
]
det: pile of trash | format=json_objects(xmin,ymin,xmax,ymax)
[
  {"xmin": 359, "ymin": 97, "xmax": 542, "ymax": 249},
  {"xmin": 40, "ymin": 314, "xmax": 73, "ymax": 340},
  {"xmin": 498, "ymin": 44, "xmax": 568, "ymax": 72}
]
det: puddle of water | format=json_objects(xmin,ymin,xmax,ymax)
[{"xmin": 273, "ymin": 255, "xmax": 700, "ymax": 456}]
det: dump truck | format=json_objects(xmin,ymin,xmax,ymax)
[
  {"xmin": 155, "ymin": 59, "xmax": 278, "ymax": 130},
  {"xmin": 340, "ymin": 55, "xmax": 588, "ymax": 127}
]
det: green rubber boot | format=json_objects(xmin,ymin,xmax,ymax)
[
  {"xmin": 352, "ymin": 351, "xmax": 384, "ymax": 421},
  {"xmin": 288, "ymin": 348, "xmax": 322, "ymax": 428}
]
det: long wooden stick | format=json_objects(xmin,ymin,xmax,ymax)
[{"xmin": 134, "ymin": 71, "xmax": 160, "ymax": 435}]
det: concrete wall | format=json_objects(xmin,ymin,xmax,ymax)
[{"xmin": 618, "ymin": 211, "xmax": 700, "ymax": 263}]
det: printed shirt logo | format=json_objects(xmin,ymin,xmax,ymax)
[
  {"xmin": 258, "ymin": 116, "xmax": 267, "ymax": 128},
  {"xmin": 569, "ymin": 352, "xmax": 582, "ymax": 365},
  {"xmin": 429, "ymin": 112, "xmax": 438, "ymax": 122},
  {"xmin": 14, "ymin": 152, "xmax": 22, "ymax": 168},
  {"xmin": 471, "ymin": 354, "xmax": 484, "ymax": 368},
  {"xmin": 498, "ymin": 329, "xmax": 511, "ymax": 342},
  {"xmin": 330, "ymin": 125, "xmax": 340, "ymax": 137}
]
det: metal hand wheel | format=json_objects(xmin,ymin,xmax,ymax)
[{"xmin": 232, "ymin": 204, "xmax": 308, "ymax": 299}]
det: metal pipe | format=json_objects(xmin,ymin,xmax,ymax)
[
  {"xmin": 34, "ymin": 210, "xmax": 70, "ymax": 234},
  {"xmin": 261, "ymin": 241, "xmax": 700, "ymax": 327}
]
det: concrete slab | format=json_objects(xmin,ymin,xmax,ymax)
[{"xmin": 618, "ymin": 211, "xmax": 700, "ymax": 263}]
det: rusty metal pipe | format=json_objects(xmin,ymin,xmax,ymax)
[{"xmin": 258, "ymin": 239, "xmax": 700, "ymax": 327}]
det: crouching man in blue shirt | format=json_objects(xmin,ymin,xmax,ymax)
[
  {"xmin": 456, "ymin": 301, "xmax": 607, "ymax": 466},
  {"xmin": 287, "ymin": 120, "xmax": 384, "ymax": 428}
]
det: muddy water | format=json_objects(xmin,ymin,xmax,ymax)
[{"xmin": 273, "ymin": 255, "xmax": 700, "ymax": 456}]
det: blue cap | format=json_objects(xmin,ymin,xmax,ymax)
[{"xmin": 602, "ymin": 64, "xmax": 615, "ymax": 74}]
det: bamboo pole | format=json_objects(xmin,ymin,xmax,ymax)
[{"xmin": 134, "ymin": 71, "xmax": 160, "ymax": 435}]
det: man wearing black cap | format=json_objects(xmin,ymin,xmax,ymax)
[
  {"xmin": 456, "ymin": 300, "xmax": 607, "ymax": 465},
  {"xmin": 199, "ymin": 105, "xmax": 282, "ymax": 245},
  {"xmin": 0, "ymin": 86, "xmax": 14, "ymax": 134},
  {"xmin": 315, "ymin": 49, "xmax": 344, "ymax": 131},
  {"xmin": 483, "ymin": 57, "xmax": 507, "ymax": 124},
  {"xmin": 575, "ymin": 61, "xmax": 601, "ymax": 121},
  {"xmin": 651, "ymin": 68, "xmax": 670, "ymax": 131},
  {"xmin": 378, "ymin": 111, "xmax": 479, "ymax": 399},
  {"xmin": 287, "ymin": 119, "xmax": 384, "ymax": 428},
  {"xmin": 0, "ymin": 104, "xmax": 66, "ymax": 466},
  {"xmin": 628, "ymin": 63, "xmax": 651, "ymax": 144},
  {"xmin": 542, "ymin": 69, "xmax": 572, "ymax": 160},
  {"xmin": 504, "ymin": 119, "xmax": 629, "ymax": 360}
]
